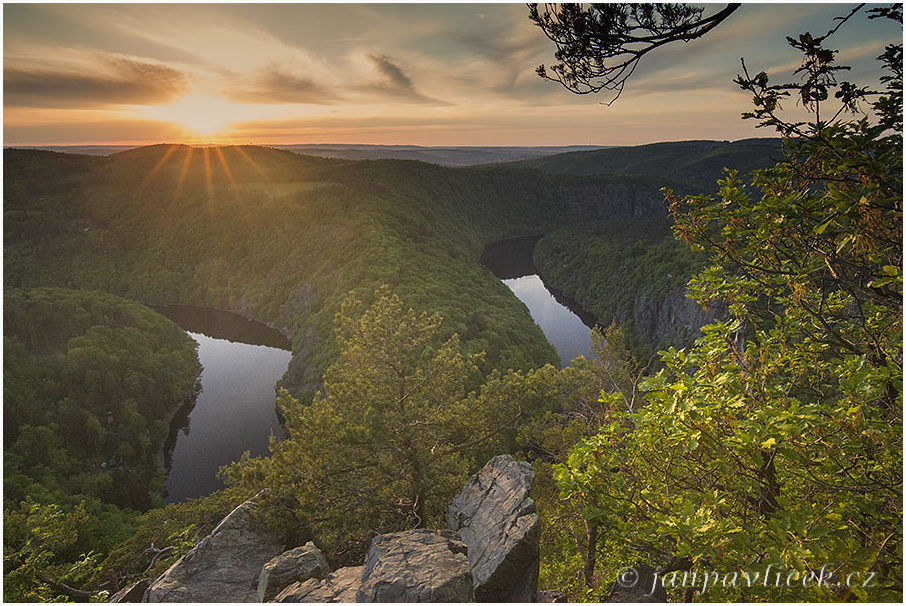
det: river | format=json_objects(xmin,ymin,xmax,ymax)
[
  {"xmin": 481, "ymin": 236, "xmax": 597, "ymax": 366},
  {"xmin": 152, "ymin": 242, "xmax": 591, "ymax": 502},
  {"xmin": 152, "ymin": 305, "xmax": 292, "ymax": 503}
]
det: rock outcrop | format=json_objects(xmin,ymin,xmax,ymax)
[
  {"xmin": 629, "ymin": 286, "xmax": 718, "ymax": 352},
  {"xmin": 143, "ymin": 455, "xmax": 541, "ymax": 603},
  {"xmin": 272, "ymin": 567, "xmax": 364, "ymax": 603},
  {"xmin": 447, "ymin": 454, "xmax": 541, "ymax": 602},
  {"xmin": 356, "ymin": 530, "xmax": 473, "ymax": 602},
  {"xmin": 109, "ymin": 579, "xmax": 149, "ymax": 603},
  {"xmin": 143, "ymin": 497, "xmax": 284, "ymax": 602},
  {"xmin": 257, "ymin": 542, "xmax": 330, "ymax": 602}
]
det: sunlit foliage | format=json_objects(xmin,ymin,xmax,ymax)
[{"xmin": 555, "ymin": 7, "xmax": 902, "ymax": 601}]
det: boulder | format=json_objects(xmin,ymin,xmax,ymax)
[
  {"xmin": 606, "ymin": 564, "xmax": 667, "ymax": 603},
  {"xmin": 446, "ymin": 454, "xmax": 540, "ymax": 602},
  {"xmin": 143, "ymin": 497, "xmax": 284, "ymax": 602},
  {"xmin": 356, "ymin": 529, "xmax": 473, "ymax": 603},
  {"xmin": 272, "ymin": 566, "xmax": 364, "ymax": 603},
  {"xmin": 109, "ymin": 579, "xmax": 149, "ymax": 602},
  {"xmin": 258, "ymin": 542, "xmax": 330, "ymax": 602}
]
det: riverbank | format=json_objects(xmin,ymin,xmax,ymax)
[{"xmin": 482, "ymin": 235, "xmax": 600, "ymax": 365}]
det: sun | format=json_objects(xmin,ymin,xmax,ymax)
[{"xmin": 141, "ymin": 93, "xmax": 248, "ymax": 139}]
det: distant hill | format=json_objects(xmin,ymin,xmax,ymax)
[
  {"xmin": 7, "ymin": 144, "xmax": 610, "ymax": 166},
  {"xmin": 270, "ymin": 144, "xmax": 610, "ymax": 166},
  {"xmin": 505, "ymin": 138, "xmax": 783, "ymax": 191},
  {"xmin": 6, "ymin": 141, "xmax": 779, "ymax": 178},
  {"xmin": 9, "ymin": 145, "xmax": 140, "ymax": 156}
]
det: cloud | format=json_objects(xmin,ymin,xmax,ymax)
[
  {"xmin": 221, "ymin": 54, "xmax": 446, "ymax": 106},
  {"xmin": 370, "ymin": 54, "xmax": 415, "ymax": 92},
  {"xmin": 5, "ymin": 4, "xmax": 207, "ymax": 69},
  {"xmin": 4, "ymin": 56, "xmax": 189, "ymax": 108},
  {"xmin": 404, "ymin": 10, "xmax": 555, "ymax": 103},
  {"xmin": 361, "ymin": 54, "xmax": 446, "ymax": 104},
  {"xmin": 225, "ymin": 66, "xmax": 340, "ymax": 105}
]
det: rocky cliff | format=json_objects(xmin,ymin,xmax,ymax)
[
  {"xmin": 124, "ymin": 455, "xmax": 540, "ymax": 603},
  {"xmin": 625, "ymin": 285, "xmax": 717, "ymax": 353},
  {"xmin": 556, "ymin": 180, "xmax": 669, "ymax": 221}
]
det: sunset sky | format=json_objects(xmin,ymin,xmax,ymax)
[{"xmin": 3, "ymin": 3, "xmax": 901, "ymax": 147}]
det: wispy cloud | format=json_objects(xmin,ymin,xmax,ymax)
[
  {"xmin": 363, "ymin": 54, "xmax": 444, "ymax": 104},
  {"xmin": 225, "ymin": 65, "xmax": 339, "ymax": 105},
  {"xmin": 370, "ymin": 55, "xmax": 415, "ymax": 92},
  {"xmin": 3, "ymin": 3, "xmax": 900, "ymax": 146},
  {"xmin": 4, "ymin": 56, "xmax": 188, "ymax": 108}
]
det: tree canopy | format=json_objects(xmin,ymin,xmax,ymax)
[
  {"xmin": 222, "ymin": 286, "xmax": 570, "ymax": 563},
  {"xmin": 529, "ymin": 3, "xmax": 741, "ymax": 103},
  {"xmin": 552, "ymin": 5, "xmax": 902, "ymax": 601},
  {"xmin": 3, "ymin": 288, "xmax": 202, "ymax": 601}
]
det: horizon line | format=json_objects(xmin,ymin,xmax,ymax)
[{"xmin": 4, "ymin": 137, "xmax": 778, "ymax": 151}]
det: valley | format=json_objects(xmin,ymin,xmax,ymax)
[
  {"xmin": 5, "ymin": 3, "xmax": 900, "ymax": 601},
  {"xmin": 7, "ymin": 136, "xmax": 898, "ymax": 601}
]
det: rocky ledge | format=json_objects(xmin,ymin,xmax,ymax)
[{"xmin": 124, "ymin": 454, "xmax": 540, "ymax": 603}]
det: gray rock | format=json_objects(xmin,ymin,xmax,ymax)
[
  {"xmin": 446, "ymin": 454, "xmax": 541, "ymax": 602},
  {"xmin": 606, "ymin": 564, "xmax": 667, "ymax": 603},
  {"xmin": 272, "ymin": 566, "xmax": 364, "ymax": 603},
  {"xmin": 109, "ymin": 579, "xmax": 149, "ymax": 602},
  {"xmin": 143, "ymin": 497, "xmax": 284, "ymax": 602},
  {"xmin": 356, "ymin": 529, "xmax": 473, "ymax": 602},
  {"xmin": 630, "ymin": 286, "xmax": 717, "ymax": 352},
  {"xmin": 258, "ymin": 542, "xmax": 331, "ymax": 602}
]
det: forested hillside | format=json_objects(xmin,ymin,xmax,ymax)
[
  {"xmin": 6, "ymin": 142, "xmax": 724, "ymax": 398},
  {"xmin": 534, "ymin": 217, "xmax": 712, "ymax": 360},
  {"xmin": 508, "ymin": 138, "xmax": 782, "ymax": 192},
  {"xmin": 3, "ymin": 288, "xmax": 201, "ymax": 599},
  {"xmin": 4, "ymin": 0, "xmax": 901, "ymax": 601},
  {"xmin": 509, "ymin": 139, "xmax": 784, "ymax": 359},
  {"xmin": 1, "ymin": 142, "xmax": 668, "ymax": 598}
]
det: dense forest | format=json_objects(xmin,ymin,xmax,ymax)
[
  {"xmin": 3, "ymin": 288, "xmax": 201, "ymax": 599},
  {"xmin": 3, "ymin": 9, "xmax": 902, "ymax": 599}
]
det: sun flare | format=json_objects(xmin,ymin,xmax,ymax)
[{"xmin": 140, "ymin": 93, "xmax": 248, "ymax": 139}]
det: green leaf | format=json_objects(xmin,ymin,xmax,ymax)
[{"xmin": 813, "ymin": 217, "xmax": 834, "ymax": 234}]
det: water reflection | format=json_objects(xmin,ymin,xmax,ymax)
[
  {"xmin": 504, "ymin": 275, "xmax": 593, "ymax": 366},
  {"xmin": 152, "ymin": 304, "xmax": 291, "ymax": 349},
  {"xmin": 164, "ymin": 334, "xmax": 291, "ymax": 502},
  {"xmin": 153, "ymin": 306, "xmax": 291, "ymax": 503},
  {"xmin": 482, "ymin": 236, "xmax": 596, "ymax": 367}
]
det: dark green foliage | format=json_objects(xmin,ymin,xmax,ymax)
[
  {"xmin": 2, "ymin": 291, "xmax": 198, "ymax": 509},
  {"xmin": 3, "ymin": 288, "xmax": 200, "ymax": 510},
  {"xmin": 3, "ymin": 288, "xmax": 201, "ymax": 600}
]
